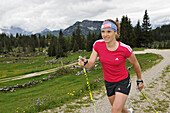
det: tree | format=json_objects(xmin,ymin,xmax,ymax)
[
  {"xmin": 71, "ymin": 26, "xmax": 85, "ymax": 51},
  {"xmin": 142, "ymin": 10, "xmax": 153, "ymax": 47},
  {"xmin": 167, "ymin": 40, "xmax": 170, "ymax": 49},
  {"xmin": 134, "ymin": 20, "xmax": 143, "ymax": 47},
  {"xmin": 56, "ymin": 40, "xmax": 65, "ymax": 58},
  {"xmin": 65, "ymin": 36, "xmax": 72, "ymax": 51},
  {"xmin": 59, "ymin": 30, "xmax": 67, "ymax": 52},
  {"xmin": 119, "ymin": 15, "xmax": 134, "ymax": 47},
  {"xmin": 75, "ymin": 26, "xmax": 83, "ymax": 50},
  {"xmin": 116, "ymin": 18, "xmax": 119, "ymax": 22},
  {"xmin": 71, "ymin": 31, "xmax": 76, "ymax": 50},
  {"xmin": 81, "ymin": 35, "xmax": 86, "ymax": 50},
  {"xmin": 48, "ymin": 36, "xmax": 57, "ymax": 57},
  {"xmin": 30, "ymin": 34, "xmax": 37, "ymax": 52},
  {"xmin": 86, "ymin": 31, "xmax": 92, "ymax": 51},
  {"xmin": 72, "ymin": 40, "xmax": 79, "ymax": 52}
]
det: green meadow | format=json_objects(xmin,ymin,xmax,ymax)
[
  {"xmin": 0, "ymin": 50, "xmax": 163, "ymax": 113},
  {"xmin": 0, "ymin": 51, "xmax": 91, "ymax": 79}
]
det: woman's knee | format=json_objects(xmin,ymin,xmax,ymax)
[{"xmin": 111, "ymin": 105, "xmax": 122, "ymax": 113}]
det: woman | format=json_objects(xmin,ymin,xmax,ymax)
[{"xmin": 78, "ymin": 19, "xmax": 144, "ymax": 113}]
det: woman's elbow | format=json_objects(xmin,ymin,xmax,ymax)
[{"xmin": 133, "ymin": 62, "xmax": 140, "ymax": 69}]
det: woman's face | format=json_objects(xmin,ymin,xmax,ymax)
[{"xmin": 101, "ymin": 29, "xmax": 117, "ymax": 43}]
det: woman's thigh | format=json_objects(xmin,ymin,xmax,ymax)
[
  {"xmin": 108, "ymin": 95, "xmax": 115, "ymax": 105},
  {"xmin": 112, "ymin": 92, "xmax": 128, "ymax": 109}
]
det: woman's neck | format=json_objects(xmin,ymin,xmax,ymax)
[{"xmin": 106, "ymin": 40, "xmax": 118, "ymax": 51}]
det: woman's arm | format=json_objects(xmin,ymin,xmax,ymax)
[
  {"xmin": 127, "ymin": 53, "xmax": 144, "ymax": 91},
  {"xmin": 78, "ymin": 49, "xmax": 98, "ymax": 69},
  {"xmin": 127, "ymin": 53, "xmax": 142, "ymax": 80}
]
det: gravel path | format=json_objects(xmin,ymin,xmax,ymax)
[
  {"xmin": 75, "ymin": 49, "xmax": 170, "ymax": 113},
  {"xmin": 0, "ymin": 62, "xmax": 77, "ymax": 83}
]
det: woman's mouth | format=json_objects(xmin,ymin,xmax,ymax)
[{"xmin": 104, "ymin": 37, "xmax": 110, "ymax": 41}]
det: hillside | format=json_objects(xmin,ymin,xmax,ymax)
[{"xmin": 63, "ymin": 20, "xmax": 103, "ymax": 37}]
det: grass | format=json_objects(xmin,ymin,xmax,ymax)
[
  {"xmin": 0, "ymin": 51, "xmax": 91, "ymax": 79},
  {"xmin": 132, "ymin": 47, "xmax": 146, "ymax": 51},
  {"xmin": 0, "ymin": 55, "xmax": 57, "ymax": 79},
  {"xmin": 0, "ymin": 51, "xmax": 163, "ymax": 113},
  {"xmin": 0, "ymin": 48, "xmax": 146, "ymax": 80},
  {"xmin": 126, "ymin": 53, "xmax": 163, "ymax": 75},
  {"xmin": 142, "ymin": 65, "xmax": 170, "ymax": 113}
]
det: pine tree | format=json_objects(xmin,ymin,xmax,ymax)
[
  {"xmin": 65, "ymin": 36, "xmax": 72, "ymax": 51},
  {"xmin": 59, "ymin": 30, "xmax": 67, "ymax": 52},
  {"xmin": 73, "ymin": 40, "xmax": 79, "ymax": 52},
  {"xmin": 48, "ymin": 36, "xmax": 57, "ymax": 57},
  {"xmin": 0, "ymin": 40, "xmax": 2, "ymax": 53},
  {"xmin": 167, "ymin": 40, "xmax": 170, "ymax": 49},
  {"xmin": 142, "ymin": 10, "xmax": 153, "ymax": 47},
  {"xmin": 134, "ymin": 20, "xmax": 143, "ymax": 47},
  {"xmin": 116, "ymin": 18, "xmax": 119, "ymax": 22},
  {"xmin": 56, "ymin": 40, "xmax": 64, "ymax": 58},
  {"xmin": 120, "ymin": 15, "xmax": 134, "ymax": 47},
  {"xmin": 86, "ymin": 31, "xmax": 92, "ymax": 51},
  {"xmin": 81, "ymin": 35, "xmax": 86, "ymax": 50},
  {"xmin": 10, "ymin": 33, "xmax": 15, "ymax": 51},
  {"xmin": 0, "ymin": 33, "xmax": 7, "ymax": 53},
  {"xmin": 30, "ymin": 34, "xmax": 37, "ymax": 52},
  {"xmin": 71, "ymin": 31, "xmax": 76, "ymax": 50},
  {"xmin": 37, "ymin": 34, "xmax": 41, "ymax": 52},
  {"xmin": 75, "ymin": 26, "xmax": 82, "ymax": 50}
]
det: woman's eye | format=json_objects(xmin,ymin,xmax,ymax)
[
  {"xmin": 107, "ymin": 31, "xmax": 111, "ymax": 33},
  {"xmin": 101, "ymin": 31, "xmax": 105, "ymax": 33}
]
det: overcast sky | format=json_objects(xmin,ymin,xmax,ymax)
[{"xmin": 0, "ymin": 0, "xmax": 169, "ymax": 33}]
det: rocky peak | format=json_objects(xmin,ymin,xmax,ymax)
[{"xmin": 63, "ymin": 20, "xmax": 103, "ymax": 37}]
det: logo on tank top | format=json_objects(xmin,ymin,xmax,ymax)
[{"xmin": 115, "ymin": 58, "xmax": 119, "ymax": 61}]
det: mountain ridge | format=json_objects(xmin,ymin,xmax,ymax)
[
  {"xmin": 0, "ymin": 19, "xmax": 169, "ymax": 37},
  {"xmin": 63, "ymin": 20, "xmax": 103, "ymax": 37}
]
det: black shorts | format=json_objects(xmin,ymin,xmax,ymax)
[{"xmin": 105, "ymin": 75, "xmax": 131, "ymax": 97}]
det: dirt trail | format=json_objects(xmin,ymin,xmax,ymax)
[
  {"xmin": 0, "ymin": 62, "xmax": 77, "ymax": 83},
  {"xmin": 75, "ymin": 49, "xmax": 170, "ymax": 113},
  {"xmin": 1, "ymin": 49, "xmax": 170, "ymax": 113}
]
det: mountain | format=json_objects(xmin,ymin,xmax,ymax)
[
  {"xmin": 36, "ymin": 20, "xmax": 103, "ymax": 37},
  {"xmin": 1, "ymin": 19, "xmax": 169, "ymax": 37},
  {"xmin": 35, "ymin": 28, "xmax": 62, "ymax": 37},
  {"xmin": 0, "ymin": 26, "xmax": 32, "ymax": 36},
  {"xmin": 63, "ymin": 20, "xmax": 103, "ymax": 37}
]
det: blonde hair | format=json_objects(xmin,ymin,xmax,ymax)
[{"xmin": 104, "ymin": 19, "xmax": 120, "ymax": 38}]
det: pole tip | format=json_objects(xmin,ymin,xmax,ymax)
[{"xmin": 79, "ymin": 56, "xmax": 82, "ymax": 60}]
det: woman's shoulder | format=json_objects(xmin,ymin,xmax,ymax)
[{"xmin": 119, "ymin": 41, "xmax": 133, "ymax": 52}]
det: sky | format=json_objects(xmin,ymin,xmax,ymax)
[{"xmin": 0, "ymin": 0, "xmax": 170, "ymax": 33}]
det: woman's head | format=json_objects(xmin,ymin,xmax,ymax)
[{"xmin": 101, "ymin": 19, "xmax": 120, "ymax": 39}]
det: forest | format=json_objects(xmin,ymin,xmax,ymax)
[{"xmin": 0, "ymin": 10, "xmax": 170, "ymax": 58}]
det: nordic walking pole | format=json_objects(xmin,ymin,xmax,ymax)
[
  {"xmin": 79, "ymin": 56, "xmax": 97, "ymax": 113},
  {"xmin": 141, "ymin": 91, "xmax": 158, "ymax": 113}
]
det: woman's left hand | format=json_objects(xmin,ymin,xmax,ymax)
[{"xmin": 138, "ymin": 83, "xmax": 144, "ymax": 91}]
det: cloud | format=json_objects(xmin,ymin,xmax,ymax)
[
  {"xmin": 0, "ymin": 0, "xmax": 115, "ymax": 32},
  {"xmin": 0, "ymin": 0, "xmax": 169, "ymax": 33}
]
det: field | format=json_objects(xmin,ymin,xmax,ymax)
[
  {"xmin": 0, "ymin": 50, "xmax": 163, "ymax": 113},
  {"xmin": 0, "ymin": 51, "xmax": 91, "ymax": 79}
]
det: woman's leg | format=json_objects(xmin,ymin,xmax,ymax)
[
  {"xmin": 109, "ymin": 92, "xmax": 129, "ymax": 113},
  {"xmin": 106, "ymin": 76, "xmax": 131, "ymax": 113},
  {"xmin": 108, "ymin": 95, "xmax": 115, "ymax": 106}
]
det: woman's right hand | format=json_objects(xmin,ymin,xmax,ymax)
[{"xmin": 78, "ymin": 57, "xmax": 86, "ymax": 67}]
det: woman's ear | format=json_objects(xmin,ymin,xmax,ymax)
[{"xmin": 115, "ymin": 31, "xmax": 119, "ymax": 39}]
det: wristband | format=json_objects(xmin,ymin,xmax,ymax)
[
  {"xmin": 136, "ymin": 80, "xmax": 143, "ymax": 87},
  {"xmin": 84, "ymin": 60, "xmax": 88, "ymax": 66}
]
